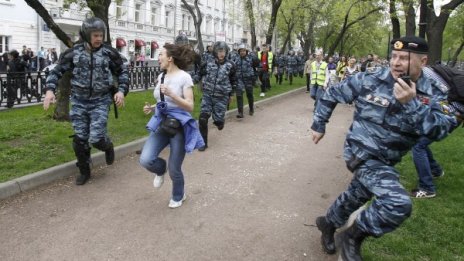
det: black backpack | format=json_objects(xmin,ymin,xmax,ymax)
[{"xmin": 430, "ymin": 64, "xmax": 464, "ymax": 103}]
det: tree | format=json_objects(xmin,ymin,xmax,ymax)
[
  {"xmin": 425, "ymin": 0, "xmax": 464, "ymax": 64},
  {"xmin": 245, "ymin": 0, "xmax": 257, "ymax": 50},
  {"xmin": 326, "ymin": 0, "xmax": 383, "ymax": 56},
  {"xmin": 442, "ymin": 4, "xmax": 464, "ymax": 66},
  {"xmin": 389, "ymin": 0, "xmax": 401, "ymax": 39},
  {"xmin": 181, "ymin": 0, "xmax": 204, "ymax": 53},
  {"xmin": 403, "ymin": 0, "xmax": 416, "ymax": 36},
  {"xmin": 265, "ymin": 0, "xmax": 283, "ymax": 45},
  {"xmin": 25, "ymin": 0, "xmax": 115, "ymax": 120}
]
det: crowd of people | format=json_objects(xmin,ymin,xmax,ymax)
[
  {"xmin": 0, "ymin": 45, "xmax": 59, "ymax": 73},
  {"xmin": 37, "ymin": 17, "xmax": 463, "ymax": 260}
]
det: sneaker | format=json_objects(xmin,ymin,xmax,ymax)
[
  {"xmin": 410, "ymin": 189, "xmax": 436, "ymax": 198},
  {"xmin": 153, "ymin": 174, "xmax": 164, "ymax": 188},
  {"xmin": 198, "ymin": 145, "xmax": 207, "ymax": 152},
  {"xmin": 433, "ymin": 171, "xmax": 445, "ymax": 178},
  {"xmin": 169, "ymin": 194, "xmax": 187, "ymax": 208},
  {"xmin": 260, "ymin": 92, "xmax": 265, "ymax": 97}
]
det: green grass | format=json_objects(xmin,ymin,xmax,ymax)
[
  {"xmin": 363, "ymin": 127, "xmax": 464, "ymax": 261},
  {"xmin": 0, "ymin": 77, "xmax": 306, "ymax": 182}
]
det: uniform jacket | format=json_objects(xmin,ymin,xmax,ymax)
[
  {"xmin": 198, "ymin": 58, "xmax": 237, "ymax": 96},
  {"xmin": 46, "ymin": 43, "xmax": 129, "ymax": 99},
  {"xmin": 311, "ymin": 67, "xmax": 456, "ymax": 165}
]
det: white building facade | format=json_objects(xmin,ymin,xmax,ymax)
[{"xmin": 0, "ymin": 0, "xmax": 250, "ymax": 63}]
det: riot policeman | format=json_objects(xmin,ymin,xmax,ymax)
[
  {"xmin": 197, "ymin": 41, "xmax": 237, "ymax": 151},
  {"xmin": 44, "ymin": 17, "xmax": 129, "ymax": 185},
  {"xmin": 234, "ymin": 44, "xmax": 259, "ymax": 117}
]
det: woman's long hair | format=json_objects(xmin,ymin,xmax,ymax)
[{"xmin": 164, "ymin": 43, "xmax": 196, "ymax": 71}]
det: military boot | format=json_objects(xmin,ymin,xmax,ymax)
[
  {"xmin": 199, "ymin": 123, "xmax": 208, "ymax": 151},
  {"xmin": 105, "ymin": 141, "xmax": 115, "ymax": 165},
  {"xmin": 337, "ymin": 223, "xmax": 368, "ymax": 261},
  {"xmin": 75, "ymin": 162, "xmax": 91, "ymax": 185},
  {"xmin": 316, "ymin": 216, "xmax": 336, "ymax": 254}
]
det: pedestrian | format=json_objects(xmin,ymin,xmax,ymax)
[
  {"xmin": 273, "ymin": 49, "xmax": 285, "ymax": 85},
  {"xmin": 309, "ymin": 51, "xmax": 329, "ymax": 103},
  {"xmin": 311, "ymin": 36, "xmax": 457, "ymax": 260},
  {"xmin": 0, "ymin": 53, "xmax": 8, "ymax": 72},
  {"xmin": 286, "ymin": 50, "xmax": 298, "ymax": 85},
  {"xmin": 342, "ymin": 57, "xmax": 359, "ymax": 81},
  {"xmin": 336, "ymin": 56, "xmax": 348, "ymax": 81},
  {"xmin": 304, "ymin": 54, "xmax": 313, "ymax": 93},
  {"xmin": 234, "ymin": 43, "xmax": 259, "ymax": 117},
  {"xmin": 6, "ymin": 49, "xmax": 28, "ymax": 108},
  {"xmin": 139, "ymin": 43, "xmax": 204, "ymax": 209},
  {"xmin": 257, "ymin": 43, "xmax": 273, "ymax": 97},
  {"xmin": 43, "ymin": 17, "xmax": 129, "ymax": 185},
  {"xmin": 410, "ymin": 65, "xmax": 464, "ymax": 198},
  {"xmin": 196, "ymin": 41, "xmax": 237, "ymax": 151}
]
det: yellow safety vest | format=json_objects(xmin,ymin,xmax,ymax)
[
  {"xmin": 311, "ymin": 61, "xmax": 327, "ymax": 85},
  {"xmin": 257, "ymin": 51, "xmax": 274, "ymax": 73}
]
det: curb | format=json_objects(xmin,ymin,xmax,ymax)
[{"xmin": 0, "ymin": 87, "xmax": 305, "ymax": 200}]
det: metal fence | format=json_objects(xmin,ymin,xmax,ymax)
[{"xmin": 0, "ymin": 65, "xmax": 161, "ymax": 108}]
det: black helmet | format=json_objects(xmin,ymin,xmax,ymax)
[
  {"xmin": 213, "ymin": 41, "xmax": 229, "ymax": 58},
  {"xmin": 175, "ymin": 34, "xmax": 189, "ymax": 45},
  {"xmin": 9, "ymin": 49, "xmax": 19, "ymax": 59},
  {"xmin": 80, "ymin": 17, "xmax": 106, "ymax": 43}
]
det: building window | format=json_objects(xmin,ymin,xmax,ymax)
[
  {"xmin": 116, "ymin": 3, "xmax": 123, "ymax": 19},
  {"xmin": 135, "ymin": 4, "xmax": 141, "ymax": 23},
  {"xmin": 0, "ymin": 36, "xmax": 10, "ymax": 54},
  {"xmin": 151, "ymin": 7, "xmax": 157, "ymax": 25},
  {"xmin": 165, "ymin": 11, "xmax": 170, "ymax": 28},
  {"xmin": 182, "ymin": 14, "xmax": 186, "ymax": 30},
  {"xmin": 188, "ymin": 16, "xmax": 191, "ymax": 31}
]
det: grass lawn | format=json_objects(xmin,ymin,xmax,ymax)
[
  {"xmin": 0, "ymin": 76, "xmax": 306, "ymax": 182},
  {"xmin": 363, "ymin": 126, "xmax": 464, "ymax": 260}
]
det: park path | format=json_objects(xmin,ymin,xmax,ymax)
[{"xmin": 0, "ymin": 89, "xmax": 354, "ymax": 261}]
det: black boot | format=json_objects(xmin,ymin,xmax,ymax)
[
  {"xmin": 73, "ymin": 136, "xmax": 92, "ymax": 185},
  {"xmin": 337, "ymin": 223, "xmax": 368, "ymax": 261},
  {"xmin": 199, "ymin": 117, "xmax": 208, "ymax": 151},
  {"xmin": 316, "ymin": 216, "xmax": 336, "ymax": 254},
  {"xmin": 75, "ymin": 162, "xmax": 91, "ymax": 185},
  {"xmin": 236, "ymin": 95, "xmax": 244, "ymax": 118},
  {"xmin": 105, "ymin": 142, "xmax": 115, "ymax": 165}
]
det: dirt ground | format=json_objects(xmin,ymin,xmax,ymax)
[{"xmin": 0, "ymin": 90, "xmax": 355, "ymax": 261}]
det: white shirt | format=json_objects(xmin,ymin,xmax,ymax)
[{"xmin": 154, "ymin": 70, "xmax": 193, "ymax": 108}]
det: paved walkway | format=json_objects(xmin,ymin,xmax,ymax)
[{"xmin": 0, "ymin": 89, "xmax": 354, "ymax": 261}]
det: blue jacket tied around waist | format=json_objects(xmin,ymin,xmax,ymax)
[{"xmin": 146, "ymin": 101, "xmax": 205, "ymax": 153}]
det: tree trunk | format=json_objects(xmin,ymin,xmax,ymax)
[
  {"xmin": 53, "ymin": 72, "xmax": 72, "ymax": 121},
  {"xmin": 404, "ymin": 1, "xmax": 416, "ymax": 36},
  {"xmin": 418, "ymin": 0, "xmax": 428, "ymax": 38},
  {"xmin": 425, "ymin": 0, "xmax": 464, "ymax": 65},
  {"xmin": 390, "ymin": 0, "xmax": 401, "ymax": 39},
  {"xmin": 245, "ymin": 0, "xmax": 257, "ymax": 50},
  {"xmin": 181, "ymin": 0, "xmax": 204, "ymax": 53},
  {"xmin": 265, "ymin": 0, "xmax": 283, "ymax": 45}
]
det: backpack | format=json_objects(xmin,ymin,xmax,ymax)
[{"xmin": 430, "ymin": 64, "xmax": 464, "ymax": 103}]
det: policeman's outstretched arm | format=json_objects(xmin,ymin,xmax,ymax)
[
  {"xmin": 43, "ymin": 90, "xmax": 56, "ymax": 110},
  {"xmin": 312, "ymin": 130, "xmax": 325, "ymax": 144}
]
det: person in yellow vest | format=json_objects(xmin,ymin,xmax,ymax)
[
  {"xmin": 257, "ymin": 43, "xmax": 274, "ymax": 97},
  {"xmin": 309, "ymin": 52, "xmax": 330, "ymax": 103}
]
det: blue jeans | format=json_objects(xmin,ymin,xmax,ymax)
[
  {"xmin": 412, "ymin": 137, "xmax": 443, "ymax": 193},
  {"xmin": 140, "ymin": 130, "xmax": 186, "ymax": 201}
]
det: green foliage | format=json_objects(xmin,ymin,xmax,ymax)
[
  {"xmin": 363, "ymin": 127, "xmax": 464, "ymax": 260},
  {"xmin": 442, "ymin": 4, "xmax": 464, "ymax": 61},
  {"xmin": 0, "ymin": 78, "xmax": 305, "ymax": 182}
]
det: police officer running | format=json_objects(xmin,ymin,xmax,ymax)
[
  {"xmin": 311, "ymin": 36, "xmax": 456, "ymax": 260},
  {"xmin": 43, "ymin": 17, "xmax": 129, "ymax": 185},
  {"xmin": 196, "ymin": 41, "xmax": 237, "ymax": 151},
  {"xmin": 234, "ymin": 44, "xmax": 259, "ymax": 118}
]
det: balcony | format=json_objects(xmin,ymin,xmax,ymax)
[{"xmin": 49, "ymin": 7, "xmax": 92, "ymax": 26}]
